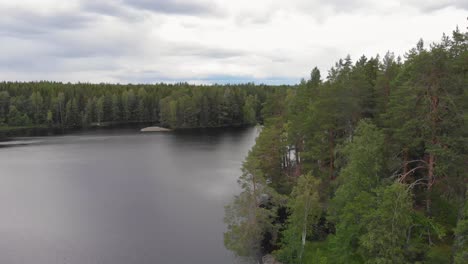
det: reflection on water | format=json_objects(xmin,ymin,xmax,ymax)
[{"xmin": 0, "ymin": 127, "xmax": 258, "ymax": 264}]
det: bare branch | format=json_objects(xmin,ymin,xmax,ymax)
[{"xmin": 398, "ymin": 165, "xmax": 427, "ymax": 183}]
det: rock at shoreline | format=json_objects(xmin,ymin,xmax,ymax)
[{"xmin": 140, "ymin": 126, "xmax": 172, "ymax": 132}]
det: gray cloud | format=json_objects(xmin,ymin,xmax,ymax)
[
  {"xmin": 121, "ymin": 0, "xmax": 218, "ymax": 15},
  {"xmin": 293, "ymin": 0, "xmax": 468, "ymax": 18},
  {"xmin": 80, "ymin": 0, "xmax": 219, "ymax": 20},
  {"xmin": 81, "ymin": 1, "xmax": 129, "ymax": 17},
  {"xmin": 0, "ymin": 9, "xmax": 94, "ymax": 38},
  {"xmin": 323, "ymin": 0, "xmax": 468, "ymax": 12},
  {"xmin": 409, "ymin": 0, "xmax": 468, "ymax": 12},
  {"xmin": 232, "ymin": 0, "xmax": 365, "ymax": 26},
  {"xmin": 0, "ymin": 38, "xmax": 123, "ymax": 74},
  {"xmin": 164, "ymin": 43, "xmax": 245, "ymax": 59},
  {"xmin": 49, "ymin": 38, "xmax": 136, "ymax": 59},
  {"xmin": 80, "ymin": 1, "xmax": 143, "ymax": 21},
  {"xmin": 0, "ymin": 0, "xmax": 466, "ymax": 84}
]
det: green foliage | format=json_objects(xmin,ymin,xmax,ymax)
[
  {"xmin": 96, "ymin": 96, "xmax": 104, "ymax": 124},
  {"xmin": 331, "ymin": 120, "xmax": 386, "ymax": 218},
  {"xmin": 7, "ymin": 105, "xmax": 31, "ymax": 126},
  {"xmin": 0, "ymin": 82, "xmax": 283, "ymax": 130},
  {"xmin": 224, "ymin": 142, "xmax": 284, "ymax": 259},
  {"xmin": 302, "ymin": 241, "xmax": 330, "ymax": 264},
  {"xmin": 276, "ymin": 174, "xmax": 321, "ymax": 264},
  {"xmin": 224, "ymin": 27, "xmax": 467, "ymax": 264},
  {"xmin": 359, "ymin": 183, "xmax": 413, "ymax": 264},
  {"xmin": 65, "ymin": 98, "xmax": 80, "ymax": 127},
  {"xmin": 426, "ymin": 245, "xmax": 452, "ymax": 264},
  {"xmin": 111, "ymin": 94, "xmax": 120, "ymax": 121},
  {"xmin": 454, "ymin": 190, "xmax": 468, "ymax": 264},
  {"xmin": 30, "ymin": 91, "xmax": 44, "ymax": 124},
  {"xmin": 0, "ymin": 90, "xmax": 10, "ymax": 124},
  {"xmin": 242, "ymin": 95, "xmax": 257, "ymax": 125},
  {"xmin": 46, "ymin": 110, "xmax": 53, "ymax": 126}
]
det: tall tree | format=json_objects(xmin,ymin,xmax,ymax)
[
  {"xmin": 0, "ymin": 91, "xmax": 10, "ymax": 124},
  {"xmin": 224, "ymin": 147, "xmax": 281, "ymax": 261},
  {"xmin": 330, "ymin": 120, "xmax": 386, "ymax": 263},
  {"xmin": 276, "ymin": 174, "xmax": 321, "ymax": 264},
  {"xmin": 30, "ymin": 91, "xmax": 44, "ymax": 124}
]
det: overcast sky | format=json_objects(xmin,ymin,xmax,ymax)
[{"xmin": 0, "ymin": 0, "xmax": 466, "ymax": 84}]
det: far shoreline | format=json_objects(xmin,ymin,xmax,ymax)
[
  {"xmin": 0, "ymin": 123, "xmax": 258, "ymax": 140},
  {"xmin": 140, "ymin": 126, "xmax": 172, "ymax": 132}
]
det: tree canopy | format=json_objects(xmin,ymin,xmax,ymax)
[
  {"xmin": 0, "ymin": 82, "xmax": 287, "ymax": 130},
  {"xmin": 225, "ymin": 27, "xmax": 467, "ymax": 264}
]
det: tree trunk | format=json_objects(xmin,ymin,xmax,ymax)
[
  {"xmin": 299, "ymin": 196, "xmax": 311, "ymax": 264},
  {"xmin": 428, "ymin": 153, "xmax": 435, "ymax": 190},
  {"xmin": 59, "ymin": 102, "xmax": 64, "ymax": 131},
  {"xmin": 252, "ymin": 173, "xmax": 258, "ymax": 208},
  {"xmin": 426, "ymin": 94, "xmax": 439, "ymax": 213},
  {"xmin": 329, "ymin": 129, "xmax": 335, "ymax": 180},
  {"xmin": 403, "ymin": 147, "xmax": 409, "ymax": 177}
]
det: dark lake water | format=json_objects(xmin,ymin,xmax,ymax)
[{"xmin": 0, "ymin": 127, "xmax": 258, "ymax": 264}]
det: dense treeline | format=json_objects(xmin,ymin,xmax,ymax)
[
  {"xmin": 0, "ymin": 82, "xmax": 284, "ymax": 130},
  {"xmin": 224, "ymin": 27, "xmax": 467, "ymax": 263}
]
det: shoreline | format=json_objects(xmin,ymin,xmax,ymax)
[
  {"xmin": 140, "ymin": 126, "xmax": 172, "ymax": 132},
  {"xmin": 0, "ymin": 123, "xmax": 257, "ymax": 140}
]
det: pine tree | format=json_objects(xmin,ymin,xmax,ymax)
[
  {"xmin": 111, "ymin": 94, "xmax": 120, "ymax": 122},
  {"xmin": 242, "ymin": 95, "xmax": 257, "ymax": 125},
  {"xmin": 30, "ymin": 91, "xmax": 44, "ymax": 124},
  {"xmin": 96, "ymin": 96, "xmax": 104, "ymax": 125},
  {"xmin": 224, "ymin": 147, "xmax": 282, "ymax": 260},
  {"xmin": 0, "ymin": 91, "xmax": 10, "ymax": 124}
]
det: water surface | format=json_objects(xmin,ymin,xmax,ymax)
[{"xmin": 0, "ymin": 127, "xmax": 257, "ymax": 264}]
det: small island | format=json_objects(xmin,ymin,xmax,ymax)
[{"xmin": 140, "ymin": 126, "xmax": 172, "ymax": 132}]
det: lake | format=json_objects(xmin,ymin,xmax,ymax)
[{"xmin": 0, "ymin": 127, "xmax": 258, "ymax": 264}]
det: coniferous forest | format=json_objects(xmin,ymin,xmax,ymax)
[
  {"xmin": 0, "ymin": 82, "xmax": 283, "ymax": 132},
  {"xmin": 224, "ymin": 28, "xmax": 467, "ymax": 263}
]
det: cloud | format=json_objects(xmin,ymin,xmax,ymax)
[
  {"xmin": 81, "ymin": 0, "xmax": 220, "ymax": 21},
  {"xmin": 80, "ymin": 1, "xmax": 138, "ymax": 19},
  {"xmin": 0, "ymin": 9, "xmax": 94, "ymax": 38},
  {"xmin": 163, "ymin": 43, "xmax": 245, "ymax": 59},
  {"xmin": 406, "ymin": 0, "xmax": 468, "ymax": 12},
  {"xmin": 0, "ymin": 0, "xmax": 466, "ymax": 84},
  {"xmin": 121, "ymin": 0, "xmax": 218, "ymax": 15}
]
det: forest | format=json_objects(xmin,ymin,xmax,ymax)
[
  {"xmin": 224, "ymin": 28, "xmax": 467, "ymax": 263},
  {"xmin": 0, "ymin": 82, "xmax": 285, "ymax": 132}
]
